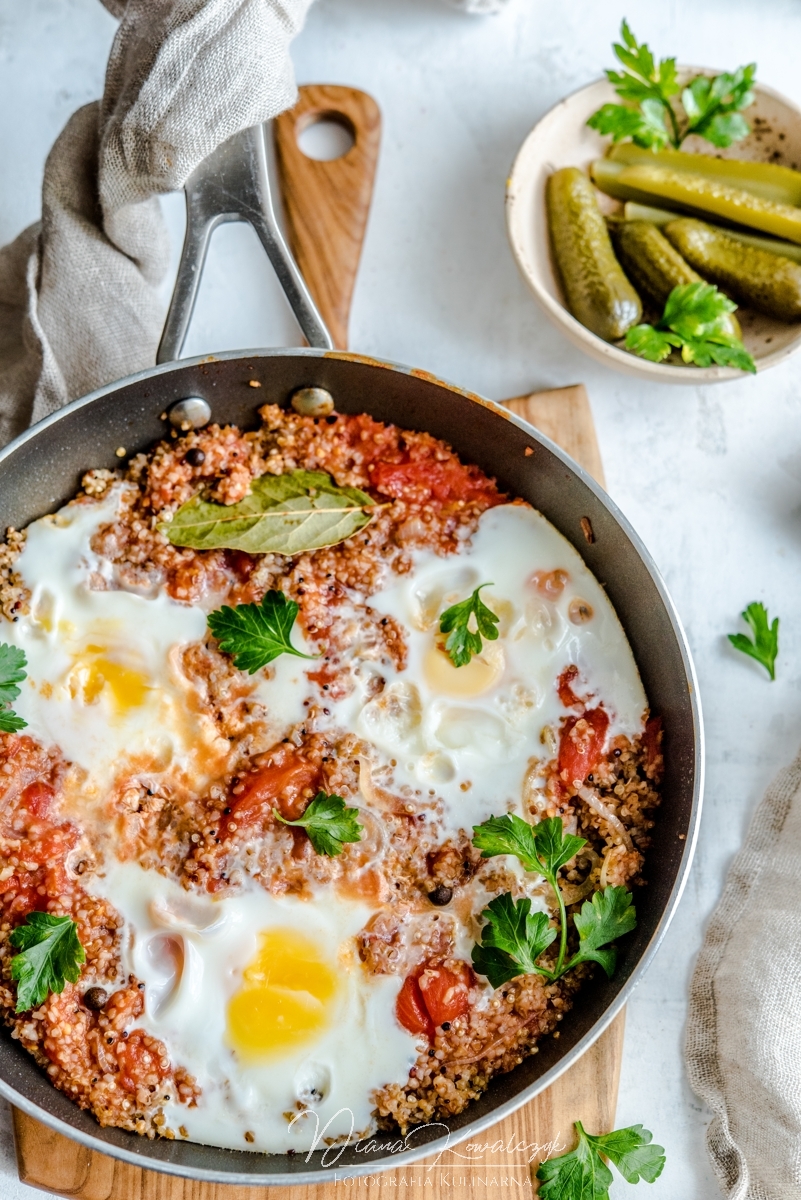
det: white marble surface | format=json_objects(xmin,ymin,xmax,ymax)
[{"xmin": 1, "ymin": 0, "xmax": 801, "ymax": 1195}]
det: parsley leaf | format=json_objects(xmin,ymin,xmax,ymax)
[
  {"xmin": 10, "ymin": 913, "xmax": 85, "ymax": 1012},
  {"xmin": 537, "ymin": 1120, "xmax": 665, "ymax": 1199},
  {"xmin": 472, "ymin": 814, "xmax": 586, "ymax": 880},
  {"xmin": 682, "ymin": 65, "xmax": 755, "ymax": 148},
  {"xmin": 625, "ymin": 283, "xmax": 756, "ymax": 374},
  {"xmin": 471, "ymin": 893, "xmax": 556, "ymax": 987},
  {"xmin": 439, "ymin": 584, "xmax": 499, "ymax": 668},
  {"xmin": 728, "ymin": 601, "xmax": 779, "ymax": 680},
  {"xmin": 274, "ymin": 791, "xmax": 363, "ymax": 857},
  {"xmin": 0, "ymin": 643, "xmax": 27, "ymax": 733},
  {"xmin": 588, "ymin": 20, "xmax": 754, "ymax": 150},
  {"xmin": 208, "ymin": 591, "xmax": 313, "ymax": 674},
  {"xmin": 587, "ymin": 100, "xmax": 670, "ymax": 151},
  {"xmin": 565, "ymin": 886, "xmax": 637, "ymax": 978}
]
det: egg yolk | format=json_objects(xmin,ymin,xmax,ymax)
[
  {"xmin": 227, "ymin": 928, "xmax": 339, "ymax": 1059},
  {"xmin": 423, "ymin": 640, "xmax": 504, "ymax": 698},
  {"xmin": 67, "ymin": 645, "xmax": 150, "ymax": 714}
]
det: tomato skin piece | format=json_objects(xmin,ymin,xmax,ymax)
[
  {"xmin": 221, "ymin": 751, "xmax": 321, "ymax": 837},
  {"xmin": 556, "ymin": 665, "xmax": 582, "ymax": 708},
  {"xmin": 418, "ymin": 963, "xmax": 472, "ymax": 1027},
  {"xmin": 558, "ymin": 706, "xmax": 610, "ymax": 788},
  {"xmin": 396, "ymin": 973, "xmax": 434, "ymax": 1041}
]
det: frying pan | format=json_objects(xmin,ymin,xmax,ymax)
[{"xmin": 0, "ymin": 115, "xmax": 703, "ymax": 1186}]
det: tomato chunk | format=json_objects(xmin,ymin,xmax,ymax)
[
  {"xmin": 370, "ymin": 458, "xmax": 501, "ymax": 508},
  {"xmin": 396, "ymin": 961, "xmax": 472, "ymax": 1041},
  {"xmin": 116, "ymin": 1029, "xmax": 170, "ymax": 1094},
  {"xmin": 558, "ymin": 706, "xmax": 609, "ymax": 788},
  {"xmin": 396, "ymin": 973, "xmax": 434, "ymax": 1041},
  {"xmin": 221, "ymin": 749, "xmax": 321, "ymax": 837},
  {"xmin": 19, "ymin": 782, "xmax": 54, "ymax": 820},
  {"xmin": 418, "ymin": 963, "xmax": 472, "ymax": 1027}
]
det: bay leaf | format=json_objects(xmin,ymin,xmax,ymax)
[{"xmin": 162, "ymin": 469, "xmax": 376, "ymax": 555}]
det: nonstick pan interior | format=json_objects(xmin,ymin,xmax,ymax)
[{"xmin": 0, "ymin": 348, "xmax": 702, "ymax": 1185}]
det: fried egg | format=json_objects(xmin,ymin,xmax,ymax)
[
  {"xmin": 321, "ymin": 504, "xmax": 648, "ymax": 836},
  {"xmin": 91, "ymin": 861, "xmax": 418, "ymax": 1152},
  {"xmin": 2, "ymin": 488, "xmax": 309, "ymax": 806}
]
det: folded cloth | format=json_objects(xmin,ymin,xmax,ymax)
[
  {"xmin": 686, "ymin": 746, "xmax": 801, "ymax": 1200},
  {"xmin": 0, "ymin": 0, "xmax": 314, "ymax": 448}
]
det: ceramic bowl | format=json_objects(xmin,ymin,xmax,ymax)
[{"xmin": 506, "ymin": 74, "xmax": 801, "ymax": 383}]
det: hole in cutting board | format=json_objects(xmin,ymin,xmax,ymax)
[{"xmin": 296, "ymin": 112, "xmax": 355, "ymax": 161}]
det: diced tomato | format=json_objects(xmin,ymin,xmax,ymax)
[
  {"xmin": 396, "ymin": 961, "xmax": 473, "ymax": 1041},
  {"xmin": 369, "ymin": 458, "xmax": 502, "ymax": 509},
  {"xmin": 558, "ymin": 706, "xmax": 610, "ymax": 788},
  {"xmin": 642, "ymin": 716, "xmax": 663, "ymax": 780},
  {"xmin": 116, "ymin": 1029, "xmax": 170, "ymax": 1094},
  {"xmin": 556, "ymin": 665, "xmax": 582, "ymax": 708},
  {"xmin": 418, "ymin": 963, "xmax": 472, "ymax": 1027},
  {"xmin": 396, "ymin": 973, "xmax": 435, "ymax": 1041},
  {"xmin": 221, "ymin": 749, "xmax": 321, "ymax": 837},
  {"xmin": 19, "ymin": 782, "xmax": 54, "ymax": 820}
]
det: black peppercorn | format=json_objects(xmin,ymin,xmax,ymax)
[
  {"xmin": 428, "ymin": 884, "xmax": 453, "ymax": 907},
  {"xmin": 441, "ymin": 1022, "xmax": 451, "ymax": 1031},
  {"xmin": 185, "ymin": 447, "xmax": 206, "ymax": 467},
  {"xmin": 82, "ymin": 986, "xmax": 108, "ymax": 1011}
]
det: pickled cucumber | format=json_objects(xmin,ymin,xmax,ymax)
[
  {"xmin": 608, "ymin": 144, "xmax": 801, "ymax": 207},
  {"xmin": 623, "ymin": 202, "xmax": 801, "ymax": 264},
  {"xmin": 610, "ymin": 220, "xmax": 701, "ymax": 306},
  {"xmin": 664, "ymin": 218, "xmax": 801, "ymax": 321},
  {"xmin": 605, "ymin": 165, "xmax": 801, "ymax": 244},
  {"xmin": 546, "ymin": 167, "xmax": 641, "ymax": 341},
  {"xmin": 609, "ymin": 220, "xmax": 742, "ymax": 339}
]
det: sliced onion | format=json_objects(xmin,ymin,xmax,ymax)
[
  {"xmin": 600, "ymin": 845, "xmax": 626, "ymax": 889},
  {"xmin": 578, "ymin": 786, "xmax": 633, "ymax": 851},
  {"xmin": 558, "ymin": 847, "xmax": 600, "ymax": 906}
]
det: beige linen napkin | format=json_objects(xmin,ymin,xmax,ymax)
[
  {"xmin": 0, "ymin": 0, "xmax": 313, "ymax": 448},
  {"xmin": 686, "ymin": 747, "xmax": 801, "ymax": 1200}
]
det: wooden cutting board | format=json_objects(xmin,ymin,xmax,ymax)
[{"xmin": 12, "ymin": 87, "xmax": 624, "ymax": 1197}]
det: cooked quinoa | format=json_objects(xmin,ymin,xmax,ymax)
[{"xmin": 0, "ymin": 403, "xmax": 661, "ymax": 1145}]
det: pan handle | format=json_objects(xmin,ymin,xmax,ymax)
[{"xmin": 157, "ymin": 123, "xmax": 333, "ymax": 365}]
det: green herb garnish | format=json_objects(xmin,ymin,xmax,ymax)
[
  {"xmin": 163, "ymin": 469, "xmax": 376, "ymax": 555},
  {"xmin": 439, "ymin": 584, "xmax": 499, "ymax": 668},
  {"xmin": 208, "ymin": 591, "xmax": 313, "ymax": 674},
  {"xmin": 728, "ymin": 601, "xmax": 779, "ymax": 680},
  {"xmin": 0, "ymin": 643, "xmax": 27, "ymax": 733},
  {"xmin": 274, "ymin": 792, "xmax": 363, "ymax": 857},
  {"xmin": 9, "ymin": 913, "xmax": 85, "ymax": 1012},
  {"xmin": 588, "ymin": 19, "xmax": 755, "ymax": 151},
  {"xmin": 471, "ymin": 814, "xmax": 636, "ymax": 987},
  {"xmin": 625, "ymin": 282, "xmax": 756, "ymax": 373},
  {"xmin": 537, "ymin": 1120, "xmax": 665, "ymax": 1199}
]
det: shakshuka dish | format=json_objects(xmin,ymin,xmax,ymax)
[{"xmin": 0, "ymin": 402, "xmax": 661, "ymax": 1152}]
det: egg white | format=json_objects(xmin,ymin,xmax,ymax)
[{"xmin": 90, "ymin": 861, "xmax": 418, "ymax": 1152}]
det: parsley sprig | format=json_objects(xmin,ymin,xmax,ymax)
[
  {"xmin": 728, "ymin": 601, "xmax": 779, "ymax": 680},
  {"xmin": 471, "ymin": 815, "xmax": 636, "ymax": 987},
  {"xmin": 439, "ymin": 584, "xmax": 499, "ymax": 668},
  {"xmin": 275, "ymin": 791, "xmax": 363, "ymax": 857},
  {"xmin": 588, "ymin": 20, "xmax": 755, "ymax": 151},
  {"xmin": 625, "ymin": 282, "xmax": 756, "ymax": 373},
  {"xmin": 208, "ymin": 591, "xmax": 313, "ymax": 674},
  {"xmin": 10, "ymin": 913, "xmax": 85, "ymax": 1012},
  {"xmin": 537, "ymin": 1120, "xmax": 665, "ymax": 1198},
  {"xmin": 0, "ymin": 643, "xmax": 27, "ymax": 733}
]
